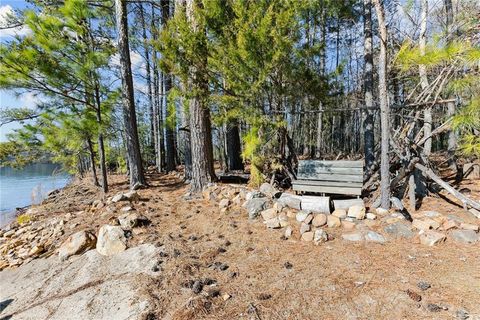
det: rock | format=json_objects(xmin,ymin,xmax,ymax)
[
  {"xmin": 366, "ymin": 213, "xmax": 376, "ymax": 220},
  {"xmin": 450, "ymin": 230, "xmax": 479, "ymax": 244},
  {"xmin": 412, "ymin": 219, "xmax": 432, "ymax": 231},
  {"xmin": 424, "ymin": 218, "xmax": 441, "ymax": 230},
  {"xmin": 342, "ymin": 231, "xmax": 364, "ymax": 242},
  {"xmin": 222, "ymin": 293, "xmax": 231, "ymax": 301},
  {"xmin": 96, "ymin": 225, "xmax": 127, "ymax": 256},
  {"xmin": 426, "ymin": 303, "xmax": 442, "ymax": 313},
  {"xmin": 417, "ymin": 281, "xmax": 431, "ymax": 291},
  {"xmin": 120, "ymin": 206, "xmax": 134, "ymax": 212},
  {"xmin": 28, "ymin": 245, "xmax": 45, "ymax": 257},
  {"xmin": 365, "ymin": 231, "xmax": 386, "ymax": 243},
  {"xmin": 332, "ymin": 209, "xmax": 347, "ymax": 219},
  {"xmin": 278, "ymin": 193, "xmax": 301, "ymax": 210},
  {"xmin": 375, "ymin": 208, "xmax": 389, "ymax": 215},
  {"xmin": 118, "ymin": 213, "xmax": 149, "ymax": 230},
  {"xmin": 303, "ymin": 214, "xmax": 314, "ymax": 224},
  {"xmin": 284, "ymin": 226, "xmax": 293, "ymax": 239},
  {"xmin": 264, "ymin": 217, "xmax": 281, "ymax": 229},
  {"xmin": 341, "ymin": 220, "xmax": 356, "ymax": 230},
  {"xmin": 219, "ymin": 199, "xmax": 230, "ymax": 209},
  {"xmin": 203, "ymin": 189, "xmax": 216, "ymax": 201},
  {"xmin": 192, "ymin": 280, "xmax": 203, "ymax": 294},
  {"xmin": 420, "ymin": 230, "xmax": 446, "ymax": 246},
  {"xmin": 124, "ymin": 191, "xmax": 139, "ymax": 201},
  {"xmin": 245, "ymin": 191, "xmax": 265, "ymax": 201},
  {"xmin": 312, "ymin": 214, "xmax": 327, "ymax": 227},
  {"xmin": 313, "ymin": 229, "xmax": 328, "ymax": 244},
  {"xmin": 300, "ymin": 223, "xmax": 311, "ymax": 234},
  {"xmin": 272, "ymin": 202, "xmax": 284, "ymax": 212},
  {"xmin": 259, "ymin": 183, "xmax": 280, "ymax": 198},
  {"xmin": 260, "ymin": 208, "xmax": 277, "ymax": 221},
  {"xmin": 347, "ymin": 206, "xmax": 366, "ymax": 220},
  {"xmin": 244, "ymin": 198, "xmax": 269, "ymax": 219},
  {"xmin": 301, "ymin": 231, "xmax": 314, "ymax": 242},
  {"xmin": 327, "ymin": 215, "xmax": 341, "ymax": 228},
  {"xmin": 459, "ymin": 223, "xmax": 479, "ymax": 232},
  {"xmin": 111, "ymin": 193, "xmax": 126, "ymax": 203},
  {"xmin": 384, "ymin": 222, "xmax": 414, "ymax": 239},
  {"xmin": 296, "ymin": 211, "xmax": 309, "ymax": 222},
  {"xmin": 442, "ymin": 219, "xmax": 458, "ymax": 230},
  {"xmin": 58, "ymin": 230, "xmax": 97, "ymax": 261}
]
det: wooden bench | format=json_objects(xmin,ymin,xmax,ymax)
[{"xmin": 292, "ymin": 160, "xmax": 363, "ymax": 196}]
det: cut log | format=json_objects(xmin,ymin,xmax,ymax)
[
  {"xmin": 332, "ymin": 198, "xmax": 365, "ymax": 210},
  {"xmin": 300, "ymin": 196, "xmax": 331, "ymax": 214},
  {"xmin": 415, "ymin": 163, "xmax": 480, "ymax": 216}
]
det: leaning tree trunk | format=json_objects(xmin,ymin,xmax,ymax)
[
  {"xmin": 373, "ymin": 0, "xmax": 390, "ymax": 209},
  {"xmin": 186, "ymin": 0, "xmax": 216, "ymax": 193},
  {"xmin": 226, "ymin": 122, "xmax": 244, "ymax": 171},
  {"xmin": 114, "ymin": 0, "xmax": 146, "ymax": 188},
  {"xmin": 363, "ymin": 0, "xmax": 375, "ymax": 174}
]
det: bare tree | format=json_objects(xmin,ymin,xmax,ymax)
[{"xmin": 363, "ymin": 0, "xmax": 375, "ymax": 173}]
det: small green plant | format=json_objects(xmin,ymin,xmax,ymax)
[{"xmin": 17, "ymin": 214, "xmax": 32, "ymax": 225}]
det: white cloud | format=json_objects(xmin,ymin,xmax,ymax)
[
  {"xmin": 109, "ymin": 50, "xmax": 146, "ymax": 76},
  {"xmin": 0, "ymin": 5, "xmax": 31, "ymax": 38}
]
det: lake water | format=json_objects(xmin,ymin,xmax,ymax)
[{"xmin": 0, "ymin": 163, "xmax": 70, "ymax": 226}]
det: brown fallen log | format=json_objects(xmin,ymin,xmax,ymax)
[{"xmin": 415, "ymin": 163, "xmax": 480, "ymax": 216}]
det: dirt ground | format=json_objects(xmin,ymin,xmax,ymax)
[{"xmin": 2, "ymin": 170, "xmax": 480, "ymax": 320}]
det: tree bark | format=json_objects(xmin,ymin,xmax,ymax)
[
  {"xmin": 419, "ymin": 0, "xmax": 432, "ymax": 156},
  {"xmin": 94, "ymin": 83, "xmax": 109, "ymax": 193},
  {"xmin": 186, "ymin": 0, "xmax": 216, "ymax": 193},
  {"xmin": 363, "ymin": 0, "xmax": 375, "ymax": 173},
  {"xmin": 373, "ymin": 0, "xmax": 390, "ymax": 209},
  {"xmin": 86, "ymin": 137, "xmax": 100, "ymax": 187},
  {"xmin": 226, "ymin": 122, "xmax": 244, "ymax": 171},
  {"xmin": 114, "ymin": 0, "xmax": 146, "ymax": 188},
  {"xmin": 162, "ymin": 0, "xmax": 176, "ymax": 172}
]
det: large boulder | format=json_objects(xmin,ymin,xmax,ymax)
[
  {"xmin": 244, "ymin": 198, "xmax": 269, "ymax": 219},
  {"xmin": 58, "ymin": 230, "xmax": 97, "ymax": 261},
  {"xmin": 96, "ymin": 225, "xmax": 127, "ymax": 256},
  {"xmin": 259, "ymin": 183, "xmax": 280, "ymax": 199}
]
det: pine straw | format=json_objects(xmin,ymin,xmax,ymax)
[{"xmin": 16, "ymin": 171, "xmax": 480, "ymax": 319}]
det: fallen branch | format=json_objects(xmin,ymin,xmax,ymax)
[{"xmin": 415, "ymin": 163, "xmax": 480, "ymax": 216}]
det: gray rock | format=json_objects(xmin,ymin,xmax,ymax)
[
  {"xmin": 259, "ymin": 183, "xmax": 280, "ymax": 198},
  {"xmin": 118, "ymin": 213, "xmax": 149, "ymax": 230},
  {"xmin": 124, "ymin": 190, "xmax": 139, "ymax": 201},
  {"xmin": 260, "ymin": 208, "xmax": 277, "ymax": 221},
  {"xmin": 314, "ymin": 229, "xmax": 328, "ymax": 244},
  {"xmin": 284, "ymin": 226, "xmax": 293, "ymax": 239},
  {"xmin": 244, "ymin": 198, "xmax": 269, "ymax": 219},
  {"xmin": 384, "ymin": 222, "xmax": 414, "ymax": 239},
  {"xmin": 342, "ymin": 231, "xmax": 364, "ymax": 242},
  {"xmin": 365, "ymin": 231, "xmax": 386, "ymax": 243},
  {"xmin": 111, "ymin": 193, "xmax": 126, "ymax": 203},
  {"xmin": 96, "ymin": 225, "xmax": 127, "ymax": 256},
  {"xmin": 278, "ymin": 193, "xmax": 302, "ymax": 210},
  {"xmin": 245, "ymin": 191, "xmax": 265, "ymax": 201},
  {"xmin": 58, "ymin": 230, "xmax": 97, "ymax": 261},
  {"xmin": 296, "ymin": 211, "xmax": 309, "ymax": 222},
  {"xmin": 451, "ymin": 229, "xmax": 479, "ymax": 244}
]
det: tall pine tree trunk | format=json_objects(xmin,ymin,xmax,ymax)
[
  {"xmin": 94, "ymin": 83, "xmax": 109, "ymax": 193},
  {"xmin": 226, "ymin": 122, "xmax": 244, "ymax": 171},
  {"xmin": 373, "ymin": 0, "xmax": 390, "ymax": 209},
  {"xmin": 186, "ymin": 0, "xmax": 216, "ymax": 193},
  {"xmin": 139, "ymin": 4, "xmax": 155, "ymax": 162},
  {"xmin": 161, "ymin": 0, "xmax": 176, "ymax": 172},
  {"xmin": 114, "ymin": 0, "xmax": 146, "ymax": 188},
  {"xmin": 86, "ymin": 137, "xmax": 100, "ymax": 187},
  {"xmin": 419, "ymin": 0, "xmax": 432, "ymax": 156},
  {"xmin": 363, "ymin": 0, "xmax": 375, "ymax": 173}
]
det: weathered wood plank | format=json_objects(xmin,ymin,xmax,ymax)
[
  {"xmin": 296, "ymin": 172, "xmax": 364, "ymax": 183},
  {"xmin": 298, "ymin": 166, "xmax": 363, "ymax": 176},
  {"xmin": 298, "ymin": 160, "xmax": 364, "ymax": 168},
  {"xmin": 292, "ymin": 184, "xmax": 362, "ymax": 195},
  {"xmin": 293, "ymin": 180, "xmax": 363, "ymax": 188}
]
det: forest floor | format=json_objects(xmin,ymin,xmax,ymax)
[{"xmin": 1, "ymin": 169, "xmax": 480, "ymax": 320}]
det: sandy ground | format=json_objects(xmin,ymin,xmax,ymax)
[{"xmin": 1, "ymin": 171, "xmax": 480, "ymax": 320}]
